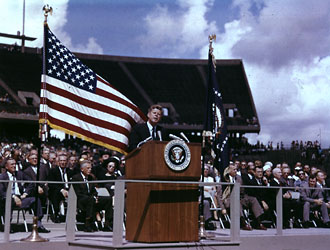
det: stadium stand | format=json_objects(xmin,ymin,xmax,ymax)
[{"xmin": 0, "ymin": 43, "xmax": 259, "ymax": 142}]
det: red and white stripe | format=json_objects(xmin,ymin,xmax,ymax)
[{"xmin": 39, "ymin": 74, "xmax": 146, "ymax": 154}]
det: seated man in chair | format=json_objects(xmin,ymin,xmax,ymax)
[
  {"xmin": 219, "ymin": 163, "xmax": 266, "ymax": 230},
  {"xmin": 48, "ymin": 154, "xmax": 74, "ymax": 223},
  {"xmin": 71, "ymin": 160, "xmax": 113, "ymax": 232},
  {"xmin": 0, "ymin": 158, "xmax": 50, "ymax": 233},
  {"xmin": 300, "ymin": 174, "xmax": 330, "ymax": 228}
]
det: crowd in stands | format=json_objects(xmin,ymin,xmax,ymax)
[
  {"xmin": 251, "ymin": 140, "xmax": 321, "ymax": 151},
  {"xmin": 0, "ymin": 93, "xmax": 38, "ymax": 115},
  {"xmin": 0, "ymin": 93, "xmax": 12, "ymax": 104},
  {"xmin": 202, "ymin": 159, "xmax": 330, "ymax": 230}
]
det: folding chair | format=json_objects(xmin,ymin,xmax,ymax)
[
  {"xmin": 208, "ymin": 194, "xmax": 228, "ymax": 229},
  {"xmin": 12, "ymin": 207, "xmax": 29, "ymax": 232}
]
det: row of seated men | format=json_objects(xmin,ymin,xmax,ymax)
[
  {"xmin": 0, "ymin": 148, "xmax": 122, "ymax": 233},
  {"xmin": 202, "ymin": 160, "xmax": 330, "ymax": 230}
]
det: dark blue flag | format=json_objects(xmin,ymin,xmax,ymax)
[{"xmin": 203, "ymin": 47, "xmax": 229, "ymax": 175}]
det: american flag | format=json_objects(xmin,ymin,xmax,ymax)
[{"xmin": 39, "ymin": 25, "xmax": 146, "ymax": 154}]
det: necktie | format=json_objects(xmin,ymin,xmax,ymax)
[
  {"xmin": 63, "ymin": 171, "xmax": 68, "ymax": 189},
  {"xmin": 12, "ymin": 176, "xmax": 16, "ymax": 195},
  {"xmin": 84, "ymin": 178, "xmax": 90, "ymax": 193},
  {"xmin": 152, "ymin": 126, "xmax": 156, "ymax": 140}
]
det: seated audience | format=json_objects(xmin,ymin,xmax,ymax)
[
  {"xmin": 220, "ymin": 164, "xmax": 266, "ymax": 230},
  {"xmin": 303, "ymin": 164, "xmax": 311, "ymax": 177},
  {"xmin": 263, "ymin": 164, "xmax": 272, "ymax": 183},
  {"xmin": 316, "ymin": 170, "xmax": 330, "ymax": 208},
  {"xmin": 294, "ymin": 169, "xmax": 307, "ymax": 187},
  {"xmin": 23, "ymin": 152, "xmax": 49, "ymax": 205},
  {"xmin": 0, "ymin": 158, "xmax": 50, "ymax": 233},
  {"xmin": 300, "ymin": 174, "xmax": 330, "ymax": 228},
  {"xmin": 98, "ymin": 157, "xmax": 120, "ymax": 195},
  {"xmin": 48, "ymin": 154, "xmax": 74, "ymax": 223},
  {"xmin": 71, "ymin": 160, "xmax": 113, "ymax": 232},
  {"xmin": 200, "ymin": 164, "xmax": 217, "ymax": 230},
  {"xmin": 249, "ymin": 165, "xmax": 270, "ymax": 212},
  {"xmin": 270, "ymin": 168, "xmax": 301, "ymax": 228}
]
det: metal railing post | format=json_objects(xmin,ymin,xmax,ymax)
[
  {"xmin": 3, "ymin": 181, "xmax": 13, "ymax": 242},
  {"xmin": 113, "ymin": 180, "xmax": 125, "ymax": 246},
  {"xmin": 276, "ymin": 187, "xmax": 283, "ymax": 236},
  {"xmin": 66, "ymin": 185, "xmax": 77, "ymax": 241},
  {"xmin": 230, "ymin": 182, "xmax": 240, "ymax": 242}
]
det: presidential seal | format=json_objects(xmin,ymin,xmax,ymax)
[{"xmin": 164, "ymin": 139, "xmax": 191, "ymax": 171}]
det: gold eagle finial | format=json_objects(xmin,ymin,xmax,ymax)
[{"xmin": 43, "ymin": 5, "xmax": 53, "ymax": 23}]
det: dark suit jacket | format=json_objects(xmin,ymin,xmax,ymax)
[
  {"xmin": 0, "ymin": 171, "xmax": 34, "ymax": 200},
  {"xmin": 23, "ymin": 165, "xmax": 48, "ymax": 182},
  {"xmin": 248, "ymin": 177, "xmax": 269, "ymax": 204},
  {"xmin": 40, "ymin": 158, "xmax": 51, "ymax": 179},
  {"xmin": 270, "ymin": 178, "xmax": 280, "ymax": 187},
  {"xmin": 48, "ymin": 167, "xmax": 74, "ymax": 196},
  {"xmin": 300, "ymin": 182, "xmax": 324, "ymax": 203},
  {"xmin": 241, "ymin": 173, "xmax": 253, "ymax": 185},
  {"xmin": 71, "ymin": 173, "xmax": 98, "ymax": 199},
  {"xmin": 23, "ymin": 165, "xmax": 49, "ymax": 196},
  {"xmin": 280, "ymin": 177, "xmax": 295, "ymax": 187},
  {"xmin": 128, "ymin": 123, "xmax": 167, "ymax": 151}
]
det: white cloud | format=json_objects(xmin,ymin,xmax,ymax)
[
  {"xmin": 216, "ymin": 0, "xmax": 330, "ymax": 147},
  {"xmin": 140, "ymin": 0, "xmax": 330, "ymax": 146},
  {"xmin": 232, "ymin": 0, "xmax": 330, "ymax": 69},
  {"xmin": 139, "ymin": 0, "xmax": 218, "ymax": 58},
  {"xmin": 0, "ymin": 0, "xmax": 103, "ymax": 54}
]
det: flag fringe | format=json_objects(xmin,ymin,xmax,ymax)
[{"xmin": 39, "ymin": 119, "xmax": 127, "ymax": 155}]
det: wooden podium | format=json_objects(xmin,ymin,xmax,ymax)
[{"xmin": 125, "ymin": 140, "xmax": 201, "ymax": 243}]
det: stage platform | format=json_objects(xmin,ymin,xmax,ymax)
[{"xmin": 1, "ymin": 220, "xmax": 330, "ymax": 250}]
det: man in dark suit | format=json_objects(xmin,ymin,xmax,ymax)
[
  {"xmin": 0, "ymin": 158, "xmax": 50, "ymax": 233},
  {"xmin": 40, "ymin": 147, "xmax": 51, "ymax": 178},
  {"xmin": 71, "ymin": 160, "xmax": 113, "ymax": 232},
  {"xmin": 48, "ymin": 154, "xmax": 73, "ymax": 223},
  {"xmin": 241, "ymin": 163, "xmax": 255, "ymax": 189},
  {"xmin": 128, "ymin": 104, "xmax": 167, "ymax": 151},
  {"xmin": 23, "ymin": 153, "xmax": 49, "ymax": 202},
  {"xmin": 221, "ymin": 164, "xmax": 266, "ymax": 230},
  {"xmin": 270, "ymin": 167, "xmax": 301, "ymax": 228},
  {"xmin": 249, "ymin": 165, "xmax": 270, "ymax": 211}
]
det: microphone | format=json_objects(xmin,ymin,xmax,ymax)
[
  {"xmin": 137, "ymin": 136, "xmax": 152, "ymax": 148},
  {"xmin": 180, "ymin": 132, "xmax": 190, "ymax": 143},
  {"xmin": 157, "ymin": 130, "xmax": 162, "ymax": 141},
  {"xmin": 169, "ymin": 134, "xmax": 184, "ymax": 141}
]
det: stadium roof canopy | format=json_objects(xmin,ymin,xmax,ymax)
[{"xmin": 0, "ymin": 44, "xmax": 260, "ymax": 138}]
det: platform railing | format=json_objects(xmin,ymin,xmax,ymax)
[{"xmin": 1, "ymin": 179, "xmax": 330, "ymax": 246}]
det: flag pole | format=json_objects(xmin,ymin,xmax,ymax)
[
  {"xmin": 21, "ymin": 4, "xmax": 52, "ymax": 242},
  {"xmin": 199, "ymin": 35, "xmax": 216, "ymax": 239}
]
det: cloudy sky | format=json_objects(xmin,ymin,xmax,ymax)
[{"xmin": 1, "ymin": 0, "xmax": 330, "ymax": 148}]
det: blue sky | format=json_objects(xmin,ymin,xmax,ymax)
[
  {"xmin": 64, "ymin": 0, "xmax": 237, "ymax": 58},
  {"xmin": 1, "ymin": 0, "xmax": 330, "ymax": 148}
]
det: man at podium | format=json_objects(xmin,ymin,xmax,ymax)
[{"xmin": 128, "ymin": 104, "xmax": 167, "ymax": 151}]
